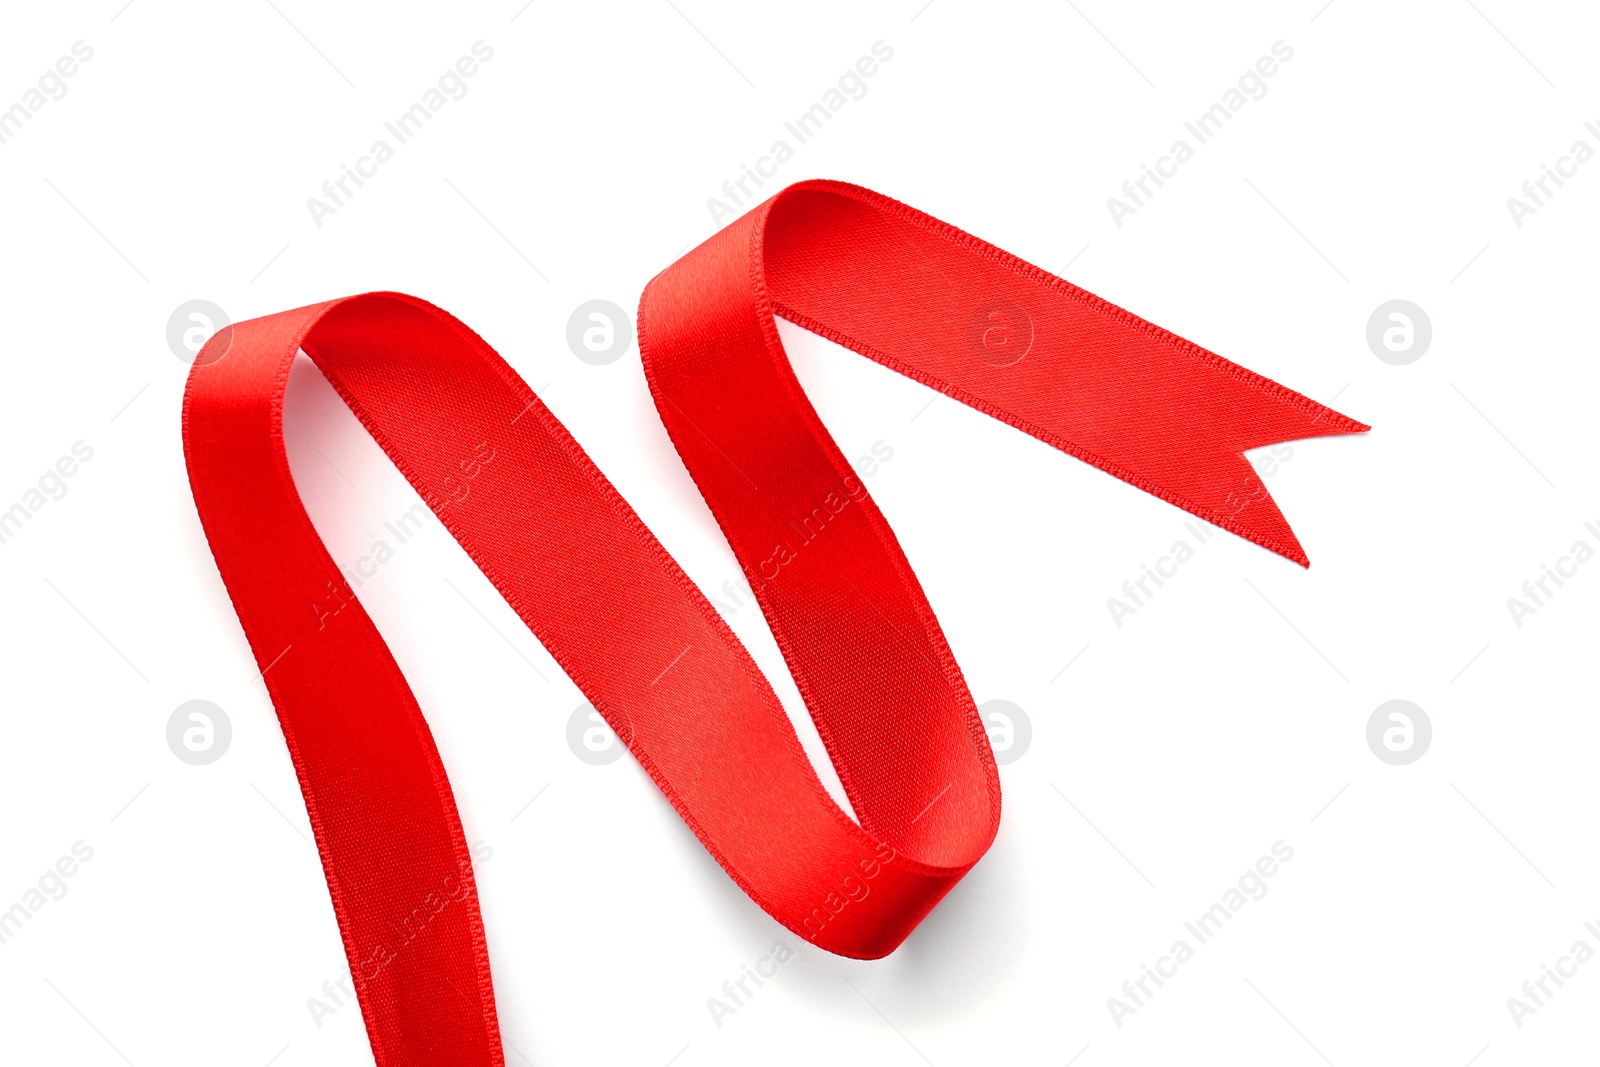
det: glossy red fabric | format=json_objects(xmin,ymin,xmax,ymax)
[{"xmin": 181, "ymin": 180, "xmax": 1365, "ymax": 1066}]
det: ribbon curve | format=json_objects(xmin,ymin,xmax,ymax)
[{"xmin": 182, "ymin": 179, "xmax": 1366, "ymax": 1067}]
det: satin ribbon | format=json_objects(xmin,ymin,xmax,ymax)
[{"xmin": 182, "ymin": 180, "xmax": 1365, "ymax": 1066}]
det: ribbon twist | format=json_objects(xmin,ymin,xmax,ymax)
[{"xmin": 182, "ymin": 180, "xmax": 1365, "ymax": 1066}]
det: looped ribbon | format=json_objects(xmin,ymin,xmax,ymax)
[{"xmin": 182, "ymin": 180, "xmax": 1365, "ymax": 1066}]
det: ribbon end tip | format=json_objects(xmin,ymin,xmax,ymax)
[
  {"xmin": 1276, "ymin": 536, "xmax": 1311, "ymax": 569},
  {"xmin": 1262, "ymin": 536, "xmax": 1310, "ymax": 569},
  {"xmin": 1323, "ymin": 409, "xmax": 1370, "ymax": 436}
]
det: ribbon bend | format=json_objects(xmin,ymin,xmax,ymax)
[{"xmin": 182, "ymin": 179, "xmax": 1365, "ymax": 1067}]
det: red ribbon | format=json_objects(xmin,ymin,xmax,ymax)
[{"xmin": 182, "ymin": 180, "xmax": 1365, "ymax": 1066}]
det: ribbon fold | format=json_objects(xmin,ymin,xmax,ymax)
[{"xmin": 182, "ymin": 179, "xmax": 1365, "ymax": 1067}]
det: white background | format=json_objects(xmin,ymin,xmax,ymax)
[{"xmin": 1, "ymin": 1, "xmax": 1596, "ymax": 1065}]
